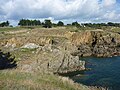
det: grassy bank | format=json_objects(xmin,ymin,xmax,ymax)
[{"xmin": 0, "ymin": 70, "xmax": 92, "ymax": 90}]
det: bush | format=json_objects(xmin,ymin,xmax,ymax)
[
  {"xmin": 57, "ymin": 21, "xmax": 64, "ymax": 26},
  {"xmin": 0, "ymin": 50, "xmax": 17, "ymax": 70},
  {"xmin": 43, "ymin": 20, "xmax": 52, "ymax": 28}
]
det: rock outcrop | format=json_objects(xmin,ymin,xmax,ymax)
[
  {"xmin": 47, "ymin": 52, "xmax": 85, "ymax": 73},
  {"xmin": 24, "ymin": 44, "xmax": 85, "ymax": 73},
  {"xmin": 0, "ymin": 28, "xmax": 111, "ymax": 90},
  {"xmin": 1, "ymin": 29, "xmax": 120, "ymax": 73},
  {"xmin": 70, "ymin": 31, "xmax": 120, "ymax": 57}
]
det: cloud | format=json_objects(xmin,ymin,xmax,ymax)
[
  {"xmin": 102, "ymin": 0, "xmax": 116, "ymax": 7},
  {"xmin": 0, "ymin": 0, "xmax": 119, "ymax": 25}
]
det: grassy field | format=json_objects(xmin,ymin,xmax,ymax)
[
  {"xmin": 0, "ymin": 27, "xmax": 22, "ymax": 32},
  {"xmin": 0, "ymin": 70, "xmax": 90, "ymax": 90},
  {"xmin": 0, "ymin": 26, "xmax": 43, "ymax": 32},
  {"xmin": 0, "ymin": 26, "xmax": 107, "ymax": 33},
  {"xmin": 0, "ymin": 25, "xmax": 120, "ymax": 33}
]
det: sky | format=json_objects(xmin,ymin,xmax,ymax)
[{"xmin": 0, "ymin": 0, "xmax": 120, "ymax": 25}]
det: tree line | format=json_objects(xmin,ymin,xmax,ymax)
[
  {"xmin": 18, "ymin": 19, "xmax": 64, "ymax": 28},
  {"xmin": 1, "ymin": 19, "xmax": 120, "ymax": 29},
  {"xmin": 0, "ymin": 21, "xmax": 9, "ymax": 27},
  {"xmin": 18, "ymin": 19, "xmax": 41, "ymax": 26},
  {"xmin": 82, "ymin": 22, "xmax": 120, "ymax": 29}
]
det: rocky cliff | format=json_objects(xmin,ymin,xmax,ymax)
[
  {"xmin": 1, "ymin": 29, "xmax": 120, "ymax": 74},
  {"xmin": 18, "ymin": 44, "xmax": 85, "ymax": 73},
  {"xmin": 0, "ymin": 28, "xmax": 111, "ymax": 90},
  {"xmin": 70, "ymin": 31, "xmax": 120, "ymax": 57}
]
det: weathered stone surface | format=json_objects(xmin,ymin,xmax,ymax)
[
  {"xmin": 0, "ymin": 28, "xmax": 112, "ymax": 90},
  {"xmin": 71, "ymin": 31, "xmax": 93, "ymax": 45},
  {"xmin": 47, "ymin": 52, "xmax": 85, "ymax": 73},
  {"xmin": 1, "ymin": 30, "xmax": 120, "ymax": 74},
  {"xmin": 18, "ymin": 43, "xmax": 85, "ymax": 73},
  {"xmin": 70, "ymin": 31, "xmax": 120, "ymax": 57},
  {"xmin": 21, "ymin": 43, "xmax": 40, "ymax": 49}
]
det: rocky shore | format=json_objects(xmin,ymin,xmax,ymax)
[
  {"xmin": 0, "ymin": 28, "xmax": 118, "ymax": 90},
  {"xmin": 1, "ymin": 29, "xmax": 120, "ymax": 73},
  {"xmin": 71, "ymin": 31, "xmax": 120, "ymax": 57}
]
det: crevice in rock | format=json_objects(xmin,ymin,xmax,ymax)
[
  {"xmin": 57, "ymin": 54, "xmax": 65, "ymax": 72},
  {"xmin": 92, "ymin": 36, "xmax": 97, "ymax": 47}
]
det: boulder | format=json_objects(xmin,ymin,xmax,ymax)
[
  {"xmin": 47, "ymin": 51, "xmax": 85, "ymax": 73},
  {"xmin": 21, "ymin": 43, "xmax": 40, "ymax": 49}
]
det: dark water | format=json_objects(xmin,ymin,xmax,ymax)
[{"xmin": 64, "ymin": 57, "xmax": 120, "ymax": 90}]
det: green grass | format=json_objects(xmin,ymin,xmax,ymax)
[
  {"xmin": 0, "ymin": 26, "xmax": 43, "ymax": 32},
  {"xmin": 0, "ymin": 70, "xmax": 87, "ymax": 90},
  {"xmin": 10, "ymin": 48, "xmax": 36, "ymax": 62},
  {"xmin": 0, "ymin": 26, "xmax": 109, "ymax": 33},
  {"xmin": 0, "ymin": 27, "xmax": 22, "ymax": 32}
]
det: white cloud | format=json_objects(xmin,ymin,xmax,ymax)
[
  {"xmin": 102, "ymin": 11, "xmax": 120, "ymax": 22},
  {"xmin": 102, "ymin": 0, "xmax": 116, "ymax": 7},
  {"xmin": 0, "ymin": 0, "xmax": 119, "ymax": 25}
]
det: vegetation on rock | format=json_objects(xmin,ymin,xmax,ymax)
[{"xmin": 0, "ymin": 50, "xmax": 17, "ymax": 70}]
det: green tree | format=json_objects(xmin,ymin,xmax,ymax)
[
  {"xmin": 0, "ymin": 21, "xmax": 10, "ymax": 27},
  {"xmin": 57, "ymin": 21, "xmax": 64, "ymax": 26},
  {"xmin": 72, "ymin": 21, "xmax": 80, "ymax": 27},
  {"xmin": 36, "ymin": 20, "xmax": 41, "ymax": 25},
  {"xmin": 6, "ymin": 21, "xmax": 9, "ymax": 26},
  {"xmin": 43, "ymin": 20, "xmax": 52, "ymax": 28},
  {"xmin": 107, "ymin": 22, "xmax": 114, "ymax": 26},
  {"xmin": 18, "ymin": 19, "xmax": 25, "ymax": 26},
  {"xmin": 18, "ymin": 19, "xmax": 41, "ymax": 26}
]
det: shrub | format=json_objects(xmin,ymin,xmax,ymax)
[{"xmin": 0, "ymin": 50, "xmax": 17, "ymax": 70}]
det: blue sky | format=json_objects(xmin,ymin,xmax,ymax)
[{"xmin": 0, "ymin": 0, "xmax": 120, "ymax": 25}]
